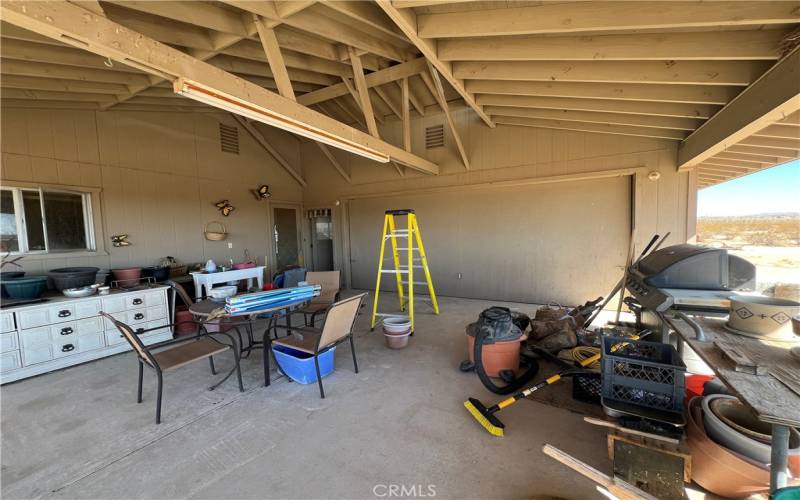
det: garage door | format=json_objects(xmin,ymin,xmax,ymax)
[{"xmin": 347, "ymin": 176, "xmax": 630, "ymax": 305}]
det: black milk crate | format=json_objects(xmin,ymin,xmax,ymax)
[
  {"xmin": 601, "ymin": 337, "xmax": 685, "ymax": 415},
  {"xmin": 572, "ymin": 372, "xmax": 602, "ymax": 405}
]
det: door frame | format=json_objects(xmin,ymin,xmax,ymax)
[
  {"xmin": 303, "ymin": 205, "xmax": 340, "ymax": 273},
  {"xmin": 270, "ymin": 202, "xmax": 304, "ymax": 276}
]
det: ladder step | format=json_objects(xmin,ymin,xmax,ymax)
[
  {"xmin": 398, "ymin": 265, "xmax": 425, "ymax": 269},
  {"xmin": 401, "ymin": 281, "xmax": 430, "ymax": 286},
  {"xmin": 394, "ymin": 248, "xmax": 419, "ymax": 251},
  {"xmin": 380, "ymin": 270, "xmax": 408, "ymax": 274}
]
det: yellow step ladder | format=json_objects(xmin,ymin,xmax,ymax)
[{"xmin": 371, "ymin": 209, "xmax": 439, "ymax": 333}]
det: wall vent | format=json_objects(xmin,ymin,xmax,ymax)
[
  {"xmin": 219, "ymin": 123, "xmax": 239, "ymax": 154},
  {"xmin": 425, "ymin": 125, "xmax": 445, "ymax": 149}
]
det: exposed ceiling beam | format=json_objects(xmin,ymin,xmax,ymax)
[
  {"xmin": 495, "ymin": 115, "xmax": 687, "ymax": 141},
  {"xmin": 348, "ymin": 46, "xmax": 380, "ymax": 137},
  {"xmin": 1, "ymin": 0, "xmax": 439, "ymax": 175},
  {"xmin": 0, "ymin": 59, "xmax": 152, "ymax": 86},
  {"xmin": 423, "ymin": 64, "xmax": 469, "ymax": 169},
  {"xmin": 376, "ymin": 0, "xmax": 494, "ymax": 127},
  {"xmin": 233, "ymin": 114, "xmax": 307, "ymax": 186},
  {"xmin": 726, "ymin": 145, "xmax": 799, "ymax": 160},
  {"xmin": 373, "ymin": 85, "xmax": 402, "ymax": 120},
  {"xmin": 454, "ymin": 60, "xmax": 770, "ymax": 86},
  {"xmin": 112, "ymin": 0, "xmax": 249, "ymax": 35},
  {"xmin": 1, "ymin": 88, "xmax": 116, "ymax": 103},
  {"xmin": 464, "ymin": 80, "xmax": 739, "ymax": 106},
  {"xmin": 401, "ymin": 77, "xmax": 411, "ymax": 151},
  {"xmin": 737, "ymin": 136, "xmax": 800, "ymax": 151},
  {"xmin": 209, "ymin": 54, "xmax": 338, "ymax": 86},
  {"xmin": 391, "ymin": 0, "xmax": 483, "ymax": 8},
  {"xmin": 298, "ymin": 57, "xmax": 427, "ymax": 106},
  {"xmin": 475, "ymin": 94, "xmax": 718, "ymax": 119},
  {"xmin": 752, "ymin": 124, "xmax": 800, "ymax": 140},
  {"xmin": 397, "ymin": 78, "xmax": 424, "ymax": 116},
  {"xmin": 0, "ymin": 74, "xmax": 129, "ymax": 94},
  {"xmin": 482, "ymin": 106, "xmax": 701, "ymax": 131},
  {"xmin": 678, "ymin": 47, "xmax": 800, "ymax": 169},
  {"xmin": 315, "ymin": 142, "xmax": 352, "ymax": 183},
  {"xmin": 439, "ymin": 29, "xmax": 786, "ymax": 62},
  {"xmin": 713, "ymin": 153, "xmax": 777, "ymax": 166},
  {"xmin": 1, "ymin": 37, "xmax": 142, "ymax": 73},
  {"xmin": 252, "ymin": 14, "xmax": 295, "ymax": 100},
  {"xmin": 416, "ymin": 2, "xmax": 800, "ymax": 38}
]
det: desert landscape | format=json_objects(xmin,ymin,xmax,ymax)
[{"xmin": 697, "ymin": 213, "xmax": 800, "ymax": 297}]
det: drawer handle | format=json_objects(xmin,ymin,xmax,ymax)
[
  {"xmin": 135, "ymin": 327, "xmax": 145, "ymax": 334},
  {"xmin": 134, "ymin": 313, "xmax": 144, "ymax": 320},
  {"xmin": 58, "ymin": 310, "xmax": 72, "ymax": 318},
  {"xmin": 132, "ymin": 298, "xmax": 143, "ymax": 305},
  {"xmin": 61, "ymin": 344, "xmax": 75, "ymax": 352},
  {"xmin": 60, "ymin": 327, "xmax": 74, "ymax": 336}
]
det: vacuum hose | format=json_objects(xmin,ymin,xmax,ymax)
[{"xmin": 473, "ymin": 326, "xmax": 539, "ymax": 395}]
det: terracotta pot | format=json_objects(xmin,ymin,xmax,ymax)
[
  {"xmin": 112, "ymin": 267, "xmax": 142, "ymax": 288},
  {"xmin": 174, "ymin": 310, "xmax": 198, "ymax": 336},
  {"xmin": 686, "ymin": 396, "xmax": 770, "ymax": 498},
  {"xmin": 384, "ymin": 331, "xmax": 410, "ymax": 349},
  {"xmin": 467, "ymin": 334, "xmax": 526, "ymax": 378}
]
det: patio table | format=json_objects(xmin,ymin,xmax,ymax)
[{"xmin": 189, "ymin": 294, "xmax": 310, "ymax": 386}]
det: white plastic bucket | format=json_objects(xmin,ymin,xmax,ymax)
[{"xmin": 383, "ymin": 315, "xmax": 411, "ymax": 335}]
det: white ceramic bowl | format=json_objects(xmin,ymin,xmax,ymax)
[
  {"xmin": 728, "ymin": 295, "xmax": 800, "ymax": 339},
  {"xmin": 208, "ymin": 285, "xmax": 237, "ymax": 302}
]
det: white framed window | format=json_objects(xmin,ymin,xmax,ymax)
[{"xmin": 0, "ymin": 186, "xmax": 96, "ymax": 255}]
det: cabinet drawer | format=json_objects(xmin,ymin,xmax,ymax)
[
  {"xmin": 1, "ymin": 350, "xmax": 21, "ymax": 373},
  {"xmin": 75, "ymin": 299, "xmax": 102, "ymax": 319},
  {"xmin": 17, "ymin": 304, "xmax": 77, "ymax": 329},
  {"xmin": 0, "ymin": 312, "xmax": 15, "ymax": 333},
  {"xmin": 20, "ymin": 327, "xmax": 52, "ymax": 349},
  {"xmin": 51, "ymin": 339, "xmax": 79, "ymax": 359},
  {"xmin": 78, "ymin": 332, "xmax": 105, "ymax": 353},
  {"xmin": 0, "ymin": 331, "xmax": 19, "ymax": 353},
  {"xmin": 101, "ymin": 296, "xmax": 126, "ymax": 314},
  {"xmin": 127, "ymin": 310, "xmax": 147, "ymax": 325},
  {"xmin": 50, "ymin": 322, "xmax": 79, "ymax": 342},
  {"xmin": 23, "ymin": 344, "xmax": 53, "ymax": 366},
  {"xmin": 126, "ymin": 294, "xmax": 147, "ymax": 309},
  {"xmin": 145, "ymin": 291, "xmax": 166, "ymax": 307},
  {"xmin": 146, "ymin": 305, "xmax": 167, "ymax": 322},
  {"xmin": 105, "ymin": 329, "xmax": 127, "ymax": 346},
  {"xmin": 76, "ymin": 317, "xmax": 104, "ymax": 335}
]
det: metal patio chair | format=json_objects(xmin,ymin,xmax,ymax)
[
  {"xmin": 266, "ymin": 293, "xmax": 366, "ymax": 398},
  {"xmin": 292, "ymin": 271, "xmax": 342, "ymax": 327},
  {"xmin": 100, "ymin": 312, "xmax": 244, "ymax": 424}
]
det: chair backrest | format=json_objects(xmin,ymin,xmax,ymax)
[
  {"xmin": 306, "ymin": 271, "xmax": 340, "ymax": 303},
  {"xmin": 166, "ymin": 279, "xmax": 194, "ymax": 307},
  {"xmin": 100, "ymin": 311, "xmax": 157, "ymax": 367},
  {"xmin": 317, "ymin": 293, "xmax": 367, "ymax": 349}
]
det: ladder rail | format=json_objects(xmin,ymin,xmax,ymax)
[{"xmin": 371, "ymin": 214, "xmax": 390, "ymax": 329}]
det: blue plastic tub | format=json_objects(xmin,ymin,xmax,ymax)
[{"xmin": 272, "ymin": 345, "xmax": 336, "ymax": 384}]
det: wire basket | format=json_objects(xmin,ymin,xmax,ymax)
[{"xmin": 601, "ymin": 336, "xmax": 685, "ymax": 415}]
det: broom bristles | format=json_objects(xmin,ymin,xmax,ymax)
[{"xmin": 464, "ymin": 398, "xmax": 505, "ymax": 437}]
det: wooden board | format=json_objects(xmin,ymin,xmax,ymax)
[
  {"xmin": 610, "ymin": 435, "xmax": 689, "ymax": 500},
  {"xmin": 667, "ymin": 316, "xmax": 800, "ymax": 427}
]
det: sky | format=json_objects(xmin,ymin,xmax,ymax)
[{"xmin": 697, "ymin": 159, "xmax": 800, "ymax": 217}]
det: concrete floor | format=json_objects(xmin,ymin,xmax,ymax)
[{"xmin": 2, "ymin": 293, "xmax": 613, "ymax": 500}]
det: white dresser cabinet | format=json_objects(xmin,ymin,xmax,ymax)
[{"xmin": 0, "ymin": 286, "xmax": 172, "ymax": 384}]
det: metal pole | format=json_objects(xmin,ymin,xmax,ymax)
[{"xmin": 770, "ymin": 424, "xmax": 790, "ymax": 492}]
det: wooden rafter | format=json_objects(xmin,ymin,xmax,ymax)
[
  {"xmin": 233, "ymin": 114, "xmax": 307, "ymax": 187},
  {"xmin": 401, "ymin": 77, "xmax": 411, "ymax": 151},
  {"xmin": 483, "ymin": 106, "xmax": 701, "ymax": 131},
  {"xmin": 438, "ymin": 29, "xmax": 787, "ymax": 62},
  {"xmin": 678, "ymin": 47, "xmax": 800, "ymax": 169},
  {"xmin": 377, "ymin": 0, "xmax": 494, "ymax": 127},
  {"xmin": 495, "ymin": 116, "xmax": 687, "ymax": 141},
  {"xmin": 464, "ymin": 80, "xmax": 738, "ymax": 106},
  {"xmin": 315, "ymin": 142, "xmax": 352, "ymax": 183},
  {"xmin": 348, "ymin": 46, "xmax": 380, "ymax": 137},
  {"xmin": 422, "ymin": 64, "xmax": 469, "ymax": 169},
  {"xmin": 298, "ymin": 57, "xmax": 427, "ymax": 106},
  {"xmin": 0, "ymin": 0, "xmax": 439, "ymax": 175},
  {"xmin": 252, "ymin": 14, "xmax": 295, "ymax": 100},
  {"xmin": 416, "ymin": 2, "xmax": 800, "ymax": 38}
]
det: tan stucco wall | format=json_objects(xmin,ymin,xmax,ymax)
[
  {"xmin": 0, "ymin": 108, "xmax": 304, "ymax": 275},
  {"xmin": 0, "ymin": 104, "xmax": 697, "ymax": 304},
  {"xmin": 299, "ymin": 104, "xmax": 696, "ymax": 302}
]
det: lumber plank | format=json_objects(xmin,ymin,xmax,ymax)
[
  {"xmin": 495, "ymin": 115, "xmax": 687, "ymax": 140},
  {"xmin": 348, "ymin": 46, "xmax": 380, "ymax": 137},
  {"xmin": 417, "ymin": 2, "xmax": 800, "ymax": 38},
  {"xmin": 482, "ymin": 106, "xmax": 701, "ymax": 131},
  {"xmin": 423, "ymin": 65, "xmax": 470, "ymax": 169},
  {"xmin": 253, "ymin": 14, "xmax": 295, "ymax": 100}
]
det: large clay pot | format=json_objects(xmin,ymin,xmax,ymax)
[
  {"xmin": 112, "ymin": 267, "xmax": 142, "ymax": 288},
  {"xmin": 687, "ymin": 396, "xmax": 770, "ymax": 498}
]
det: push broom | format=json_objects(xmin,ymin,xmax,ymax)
[{"xmin": 465, "ymin": 334, "xmax": 645, "ymax": 437}]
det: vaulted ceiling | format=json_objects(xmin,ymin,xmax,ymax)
[{"xmin": 2, "ymin": 1, "xmax": 799, "ymax": 186}]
